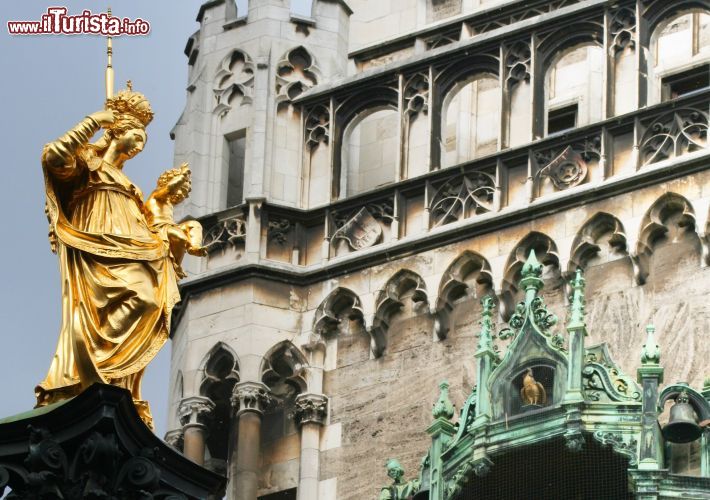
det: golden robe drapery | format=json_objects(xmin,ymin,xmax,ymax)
[{"xmin": 36, "ymin": 117, "xmax": 180, "ymax": 427}]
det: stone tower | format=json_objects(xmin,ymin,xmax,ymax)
[{"xmin": 167, "ymin": 1, "xmax": 710, "ymax": 498}]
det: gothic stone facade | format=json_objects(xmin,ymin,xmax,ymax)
[{"xmin": 167, "ymin": 0, "xmax": 710, "ymax": 498}]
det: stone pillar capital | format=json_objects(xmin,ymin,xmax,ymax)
[
  {"xmin": 231, "ymin": 381, "xmax": 272, "ymax": 417},
  {"xmin": 293, "ymin": 393, "xmax": 329, "ymax": 426},
  {"xmin": 178, "ymin": 396, "xmax": 216, "ymax": 426},
  {"xmin": 164, "ymin": 428, "xmax": 184, "ymax": 450}
]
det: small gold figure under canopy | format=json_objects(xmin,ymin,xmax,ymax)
[
  {"xmin": 144, "ymin": 163, "xmax": 206, "ymax": 278},
  {"xmin": 521, "ymin": 368, "xmax": 547, "ymax": 406},
  {"xmin": 35, "ymin": 82, "xmax": 203, "ymax": 429}
]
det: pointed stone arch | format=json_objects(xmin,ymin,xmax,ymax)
[
  {"xmin": 198, "ymin": 342, "xmax": 240, "ymax": 399},
  {"xmin": 312, "ymin": 287, "xmax": 366, "ymax": 340},
  {"xmin": 193, "ymin": 342, "xmax": 240, "ymax": 469},
  {"xmin": 435, "ymin": 251, "xmax": 493, "ymax": 339},
  {"xmin": 371, "ymin": 270, "xmax": 429, "ymax": 357},
  {"xmin": 260, "ymin": 341, "xmax": 309, "ymax": 401},
  {"xmin": 501, "ymin": 232, "xmax": 560, "ymax": 320},
  {"xmin": 569, "ymin": 212, "xmax": 629, "ymax": 274},
  {"xmin": 635, "ymin": 192, "xmax": 700, "ymax": 284}
]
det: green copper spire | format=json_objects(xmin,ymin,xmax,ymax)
[
  {"xmin": 432, "ymin": 381, "xmax": 455, "ymax": 420},
  {"xmin": 567, "ymin": 268, "xmax": 586, "ymax": 331},
  {"xmin": 520, "ymin": 249, "xmax": 544, "ymax": 299},
  {"xmin": 640, "ymin": 324, "xmax": 661, "ymax": 366},
  {"xmin": 476, "ymin": 296, "xmax": 496, "ymax": 354}
]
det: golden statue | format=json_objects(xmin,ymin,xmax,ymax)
[
  {"xmin": 520, "ymin": 368, "xmax": 547, "ymax": 406},
  {"xmin": 35, "ymin": 79, "xmax": 204, "ymax": 429}
]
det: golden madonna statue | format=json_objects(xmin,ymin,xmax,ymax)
[{"xmin": 35, "ymin": 82, "xmax": 204, "ymax": 429}]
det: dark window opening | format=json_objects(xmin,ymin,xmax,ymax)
[
  {"xmin": 662, "ymin": 64, "xmax": 710, "ymax": 101},
  {"xmin": 226, "ymin": 130, "xmax": 246, "ymax": 208},
  {"xmin": 547, "ymin": 104, "xmax": 578, "ymax": 134},
  {"xmin": 258, "ymin": 488, "xmax": 297, "ymax": 500}
]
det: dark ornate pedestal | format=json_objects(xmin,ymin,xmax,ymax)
[{"xmin": 0, "ymin": 384, "xmax": 226, "ymax": 499}]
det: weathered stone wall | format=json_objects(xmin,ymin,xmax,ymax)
[
  {"xmin": 169, "ymin": 169, "xmax": 710, "ymax": 498},
  {"xmin": 306, "ymin": 171, "xmax": 710, "ymax": 498}
]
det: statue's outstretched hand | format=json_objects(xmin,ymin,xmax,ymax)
[
  {"xmin": 88, "ymin": 109, "xmax": 116, "ymax": 128},
  {"xmin": 188, "ymin": 245, "xmax": 208, "ymax": 257}
]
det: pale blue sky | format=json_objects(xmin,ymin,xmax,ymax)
[{"xmin": 0, "ymin": 0, "xmax": 311, "ymax": 437}]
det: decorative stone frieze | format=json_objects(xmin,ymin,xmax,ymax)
[
  {"xmin": 203, "ymin": 214, "xmax": 246, "ymax": 253},
  {"xmin": 429, "ymin": 172, "xmax": 496, "ymax": 228},
  {"xmin": 640, "ymin": 108, "xmax": 709, "ymax": 166},
  {"xmin": 331, "ymin": 201, "xmax": 395, "ymax": 251},
  {"xmin": 267, "ymin": 218, "xmax": 292, "ymax": 245},
  {"xmin": 534, "ymin": 136, "xmax": 601, "ymax": 190}
]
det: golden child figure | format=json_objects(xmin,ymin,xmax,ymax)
[{"xmin": 144, "ymin": 163, "xmax": 207, "ymax": 279}]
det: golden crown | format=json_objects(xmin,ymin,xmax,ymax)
[{"xmin": 106, "ymin": 80, "xmax": 154, "ymax": 126}]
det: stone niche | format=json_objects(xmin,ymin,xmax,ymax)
[
  {"xmin": 489, "ymin": 324, "xmax": 568, "ymax": 421},
  {"xmin": 508, "ymin": 363, "xmax": 555, "ymax": 416}
]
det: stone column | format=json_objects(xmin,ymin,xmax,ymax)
[
  {"xmin": 230, "ymin": 381, "xmax": 271, "ymax": 500},
  {"xmin": 178, "ymin": 396, "xmax": 215, "ymax": 466},
  {"xmin": 293, "ymin": 393, "xmax": 328, "ymax": 500}
]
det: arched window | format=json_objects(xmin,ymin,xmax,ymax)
[
  {"xmin": 545, "ymin": 44, "xmax": 604, "ymax": 135},
  {"xmin": 341, "ymin": 107, "xmax": 399, "ymax": 197},
  {"xmin": 442, "ymin": 75, "xmax": 501, "ymax": 167},
  {"xmin": 650, "ymin": 10, "xmax": 710, "ymax": 104}
]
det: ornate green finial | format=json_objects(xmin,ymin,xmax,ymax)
[
  {"xmin": 520, "ymin": 249, "xmax": 544, "ymax": 295},
  {"xmin": 432, "ymin": 381, "xmax": 455, "ymax": 420},
  {"xmin": 567, "ymin": 268, "xmax": 586, "ymax": 331},
  {"xmin": 476, "ymin": 296, "xmax": 496, "ymax": 353},
  {"xmin": 640, "ymin": 324, "xmax": 661, "ymax": 365}
]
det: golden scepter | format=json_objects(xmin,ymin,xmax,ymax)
[{"xmin": 106, "ymin": 7, "xmax": 114, "ymax": 100}]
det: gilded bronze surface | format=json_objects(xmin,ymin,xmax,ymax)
[
  {"xmin": 520, "ymin": 368, "xmax": 547, "ymax": 406},
  {"xmin": 35, "ymin": 83, "xmax": 203, "ymax": 429}
]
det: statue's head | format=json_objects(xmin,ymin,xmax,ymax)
[
  {"xmin": 386, "ymin": 458, "xmax": 405, "ymax": 482},
  {"xmin": 96, "ymin": 81, "xmax": 153, "ymax": 160},
  {"xmin": 157, "ymin": 163, "xmax": 192, "ymax": 204}
]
